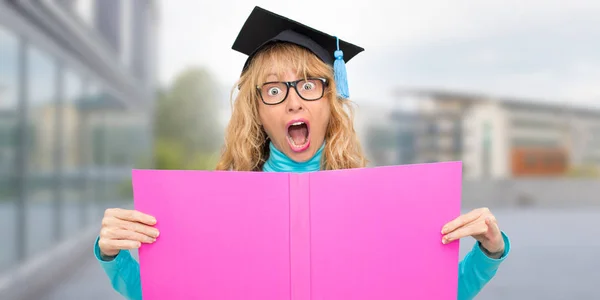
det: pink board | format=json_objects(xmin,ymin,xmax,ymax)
[{"xmin": 132, "ymin": 162, "xmax": 462, "ymax": 299}]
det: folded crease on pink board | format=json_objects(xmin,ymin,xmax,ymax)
[{"xmin": 132, "ymin": 162, "xmax": 462, "ymax": 300}]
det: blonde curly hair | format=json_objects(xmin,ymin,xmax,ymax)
[{"xmin": 216, "ymin": 43, "xmax": 367, "ymax": 171}]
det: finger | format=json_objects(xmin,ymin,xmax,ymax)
[
  {"xmin": 101, "ymin": 227, "xmax": 156, "ymax": 243},
  {"xmin": 109, "ymin": 208, "xmax": 157, "ymax": 225},
  {"xmin": 101, "ymin": 215, "xmax": 120, "ymax": 228},
  {"xmin": 443, "ymin": 221, "xmax": 487, "ymax": 244},
  {"xmin": 104, "ymin": 239, "xmax": 142, "ymax": 250},
  {"xmin": 116, "ymin": 219, "xmax": 160, "ymax": 238},
  {"xmin": 442, "ymin": 209, "xmax": 481, "ymax": 234}
]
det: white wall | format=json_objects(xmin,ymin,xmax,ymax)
[
  {"xmin": 462, "ymin": 101, "xmax": 510, "ymax": 179},
  {"xmin": 567, "ymin": 115, "xmax": 600, "ymax": 166}
]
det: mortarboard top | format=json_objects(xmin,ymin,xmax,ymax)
[{"xmin": 231, "ymin": 6, "xmax": 364, "ymax": 98}]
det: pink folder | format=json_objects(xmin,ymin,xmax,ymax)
[{"xmin": 133, "ymin": 162, "xmax": 462, "ymax": 299}]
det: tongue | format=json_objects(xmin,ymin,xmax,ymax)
[{"xmin": 288, "ymin": 125, "xmax": 308, "ymax": 145}]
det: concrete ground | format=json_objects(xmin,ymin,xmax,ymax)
[
  {"xmin": 40, "ymin": 256, "xmax": 122, "ymax": 300},
  {"xmin": 13, "ymin": 208, "xmax": 600, "ymax": 300}
]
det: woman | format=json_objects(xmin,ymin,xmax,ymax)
[{"xmin": 95, "ymin": 6, "xmax": 510, "ymax": 300}]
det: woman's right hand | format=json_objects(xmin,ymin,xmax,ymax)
[{"xmin": 98, "ymin": 208, "xmax": 160, "ymax": 257}]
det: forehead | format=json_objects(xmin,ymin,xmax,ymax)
[
  {"xmin": 263, "ymin": 71, "xmax": 301, "ymax": 82},
  {"xmin": 260, "ymin": 57, "xmax": 307, "ymax": 79},
  {"xmin": 255, "ymin": 51, "xmax": 320, "ymax": 83}
]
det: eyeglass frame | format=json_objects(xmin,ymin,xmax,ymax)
[{"xmin": 256, "ymin": 77, "xmax": 329, "ymax": 105}]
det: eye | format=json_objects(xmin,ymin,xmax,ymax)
[
  {"xmin": 301, "ymin": 82, "xmax": 315, "ymax": 90},
  {"xmin": 267, "ymin": 87, "xmax": 282, "ymax": 96}
]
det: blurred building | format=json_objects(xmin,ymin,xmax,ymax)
[
  {"xmin": 392, "ymin": 89, "xmax": 600, "ymax": 179},
  {"xmin": 353, "ymin": 103, "xmax": 399, "ymax": 166},
  {"xmin": 0, "ymin": 0, "xmax": 158, "ymax": 294}
]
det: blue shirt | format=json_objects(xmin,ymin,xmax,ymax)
[{"xmin": 94, "ymin": 142, "xmax": 510, "ymax": 299}]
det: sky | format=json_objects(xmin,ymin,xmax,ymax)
[{"xmin": 157, "ymin": 0, "xmax": 600, "ymax": 109}]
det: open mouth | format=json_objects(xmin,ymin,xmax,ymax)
[{"xmin": 286, "ymin": 119, "xmax": 310, "ymax": 152}]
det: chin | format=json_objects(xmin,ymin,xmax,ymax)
[{"xmin": 285, "ymin": 143, "xmax": 315, "ymax": 162}]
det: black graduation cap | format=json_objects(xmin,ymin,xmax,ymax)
[{"xmin": 231, "ymin": 6, "xmax": 365, "ymax": 98}]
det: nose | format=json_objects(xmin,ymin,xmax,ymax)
[{"xmin": 285, "ymin": 88, "xmax": 304, "ymax": 113}]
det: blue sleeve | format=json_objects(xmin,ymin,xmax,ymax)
[
  {"xmin": 93, "ymin": 236, "xmax": 143, "ymax": 300},
  {"xmin": 457, "ymin": 231, "xmax": 511, "ymax": 300}
]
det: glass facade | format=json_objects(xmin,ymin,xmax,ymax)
[
  {"xmin": 0, "ymin": 20, "xmax": 152, "ymax": 274},
  {"xmin": 61, "ymin": 68, "xmax": 84, "ymax": 238},
  {"xmin": 25, "ymin": 45, "xmax": 57, "ymax": 258},
  {"xmin": 0, "ymin": 25, "xmax": 19, "ymax": 272}
]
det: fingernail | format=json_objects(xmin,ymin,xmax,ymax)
[
  {"xmin": 442, "ymin": 238, "xmax": 447, "ymax": 244},
  {"xmin": 441, "ymin": 227, "xmax": 446, "ymax": 234}
]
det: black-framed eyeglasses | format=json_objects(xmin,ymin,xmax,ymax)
[{"xmin": 256, "ymin": 77, "xmax": 328, "ymax": 105}]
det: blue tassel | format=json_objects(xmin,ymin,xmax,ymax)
[{"xmin": 333, "ymin": 36, "xmax": 349, "ymax": 99}]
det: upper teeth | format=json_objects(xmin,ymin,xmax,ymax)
[{"xmin": 291, "ymin": 122, "xmax": 304, "ymax": 126}]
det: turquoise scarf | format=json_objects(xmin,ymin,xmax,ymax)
[{"xmin": 262, "ymin": 141, "xmax": 324, "ymax": 173}]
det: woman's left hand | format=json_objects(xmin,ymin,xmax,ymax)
[{"xmin": 441, "ymin": 207, "xmax": 505, "ymax": 257}]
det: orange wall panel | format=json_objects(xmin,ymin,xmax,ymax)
[{"xmin": 511, "ymin": 148, "xmax": 568, "ymax": 176}]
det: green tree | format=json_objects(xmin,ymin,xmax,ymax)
[
  {"xmin": 152, "ymin": 66, "xmax": 224, "ymax": 170},
  {"xmin": 120, "ymin": 66, "xmax": 225, "ymax": 198}
]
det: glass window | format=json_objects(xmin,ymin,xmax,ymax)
[
  {"xmin": 100, "ymin": 101, "xmax": 152, "ymax": 208},
  {"xmin": 85, "ymin": 88, "xmax": 108, "ymax": 216},
  {"xmin": 25, "ymin": 45, "xmax": 57, "ymax": 258},
  {"xmin": 61, "ymin": 69, "xmax": 84, "ymax": 237},
  {"xmin": 0, "ymin": 25, "xmax": 19, "ymax": 272},
  {"xmin": 104, "ymin": 107, "xmax": 135, "ymax": 206},
  {"xmin": 62, "ymin": 69, "xmax": 83, "ymax": 173},
  {"xmin": 81, "ymin": 83, "xmax": 103, "ymax": 223}
]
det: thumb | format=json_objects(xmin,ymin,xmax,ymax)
[{"xmin": 485, "ymin": 217, "xmax": 501, "ymax": 235}]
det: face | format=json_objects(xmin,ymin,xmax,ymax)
[{"xmin": 257, "ymin": 69, "xmax": 331, "ymax": 162}]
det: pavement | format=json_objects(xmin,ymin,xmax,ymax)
[
  {"xmin": 0, "ymin": 201, "xmax": 127, "ymax": 300},
  {"xmin": 40, "ymin": 254, "xmax": 123, "ymax": 300},
  {"xmin": 10, "ymin": 208, "xmax": 600, "ymax": 299}
]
